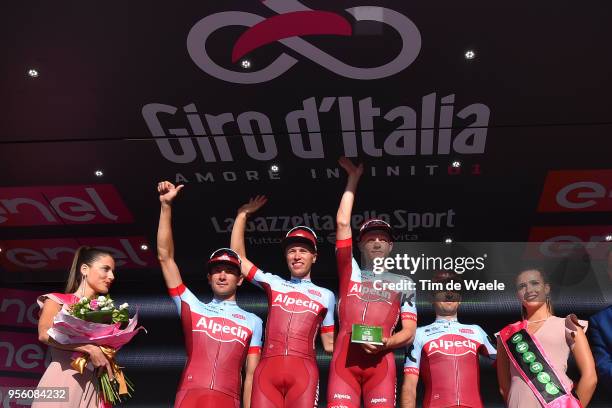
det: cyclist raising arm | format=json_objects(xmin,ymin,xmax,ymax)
[
  {"xmin": 327, "ymin": 157, "xmax": 417, "ymax": 408},
  {"xmin": 157, "ymin": 181, "xmax": 262, "ymax": 408},
  {"xmin": 231, "ymin": 196, "xmax": 335, "ymax": 408}
]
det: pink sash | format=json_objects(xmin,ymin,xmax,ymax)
[{"xmin": 499, "ymin": 320, "xmax": 582, "ymax": 408}]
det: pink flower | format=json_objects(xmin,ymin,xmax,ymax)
[{"xmin": 90, "ymin": 300, "xmax": 99, "ymax": 310}]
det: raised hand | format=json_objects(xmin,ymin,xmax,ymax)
[
  {"xmin": 338, "ymin": 156, "xmax": 364, "ymax": 178},
  {"xmin": 237, "ymin": 195, "xmax": 268, "ymax": 217},
  {"xmin": 157, "ymin": 181, "xmax": 184, "ymax": 205}
]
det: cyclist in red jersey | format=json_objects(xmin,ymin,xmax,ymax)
[
  {"xmin": 231, "ymin": 196, "xmax": 335, "ymax": 408},
  {"xmin": 328, "ymin": 157, "xmax": 418, "ymax": 408},
  {"xmin": 401, "ymin": 272, "xmax": 496, "ymax": 408},
  {"xmin": 157, "ymin": 181, "xmax": 262, "ymax": 408}
]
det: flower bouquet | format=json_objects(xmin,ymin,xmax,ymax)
[{"xmin": 48, "ymin": 295, "xmax": 145, "ymax": 407}]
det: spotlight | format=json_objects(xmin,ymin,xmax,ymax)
[
  {"xmin": 27, "ymin": 69, "xmax": 39, "ymax": 78},
  {"xmin": 605, "ymin": 234, "xmax": 612, "ymax": 242},
  {"xmin": 270, "ymin": 164, "xmax": 279, "ymax": 173},
  {"xmin": 240, "ymin": 59, "xmax": 251, "ymax": 69},
  {"xmin": 444, "ymin": 237, "xmax": 453, "ymax": 244},
  {"xmin": 451, "ymin": 161, "xmax": 461, "ymax": 168},
  {"xmin": 140, "ymin": 244, "xmax": 149, "ymax": 251},
  {"xmin": 464, "ymin": 50, "xmax": 476, "ymax": 60},
  {"xmin": 95, "ymin": 170, "xmax": 104, "ymax": 177}
]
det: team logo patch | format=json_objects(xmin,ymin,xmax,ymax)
[
  {"xmin": 424, "ymin": 334, "xmax": 480, "ymax": 357},
  {"xmin": 348, "ymin": 281, "xmax": 393, "ymax": 304},
  {"xmin": 271, "ymin": 290, "xmax": 324, "ymax": 314},
  {"xmin": 308, "ymin": 289, "xmax": 322, "ymax": 297},
  {"xmin": 192, "ymin": 313, "xmax": 252, "ymax": 346}
]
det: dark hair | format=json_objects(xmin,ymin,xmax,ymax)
[
  {"xmin": 65, "ymin": 246, "xmax": 113, "ymax": 293},
  {"xmin": 516, "ymin": 266, "xmax": 553, "ymax": 318}
]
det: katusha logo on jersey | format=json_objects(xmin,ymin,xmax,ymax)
[
  {"xmin": 425, "ymin": 334, "xmax": 479, "ymax": 357},
  {"xmin": 193, "ymin": 315, "xmax": 252, "ymax": 346},
  {"xmin": 308, "ymin": 289, "xmax": 322, "ymax": 297},
  {"xmin": 271, "ymin": 291, "xmax": 323, "ymax": 314}
]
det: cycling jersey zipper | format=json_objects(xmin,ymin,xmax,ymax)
[
  {"xmin": 453, "ymin": 324, "xmax": 460, "ymax": 406},
  {"xmin": 361, "ymin": 301, "xmax": 368, "ymax": 323},
  {"xmin": 210, "ymin": 317, "xmax": 223, "ymax": 389},
  {"xmin": 285, "ymin": 305, "xmax": 294, "ymax": 356}
]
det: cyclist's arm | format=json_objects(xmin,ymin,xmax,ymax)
[
  {"xmin": 386, "ymin": 292, "xmax": 418, "ymax": 348},
  {"xmin": 401, "ymin": 374, "xmax": 418, "ymax": 408},
  {"xmin": 243, "ymin": 353, "xmax": 260, "ymax": 408},
  {"xmin": 243, "ymin": 315, "xmax": 262, "ymax": 408},
  {"xmin": 477, "ymin": 326, "xmax": 497, "ymax": 361},
  {"xmin": 230, "ymin": 211, "xmax": 255, "ymax": 277},
  {"xmin": 320, "ymin": 290, "xmax": 336, "ymax": 353},
  {"xmin": 231, "ymin": 196, "xmax": 268, "ymax": 278},
  {"xmin": 401, "ymin": 336, "xmax": 421, "ymax": 408},
  {"xmin": 496, "ymin": 336, "xmax": 511, "ymax": 401},
  {"xmin": 157, "ymin": 196, "xmax": 182, "ymax": 289},
  {"xmin": 336, "ymin": 157, "xmax": 363, "ymax": 241},
  {"xmin": 321, "ymin": 331, "xmax": 334, "ymax": 354},
  {"xmin": 386, "ymin": 318, "xmax": 417, "ymax": 349}
]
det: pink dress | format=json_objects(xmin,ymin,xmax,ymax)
[
  {"xmin": 506, "ymin": 315, "xmax": 588, "ymax": 408},
  {"xmin": 32, "ymin": 293, "xmax": 100, "ymax": 408}
]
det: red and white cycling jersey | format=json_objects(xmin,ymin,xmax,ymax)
[
  {"xmin": 247, "ymin": 265, "xmax": 335, "ymax": 359},
  {"xmin": 404, "ymin": 319, "xmax": 496, "ymax": 408},
  {"xmin": 336, "ymin": 238, "xmax": 417, "ymax": 335},
  {"xmin": 326, "ymin": 238, "xmax": 417, "ymax": 408},
  {"xmin": 169, "ymin": 284, "xmax": 263, "ymax": 401}
]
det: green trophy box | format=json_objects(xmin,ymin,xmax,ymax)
[{"xmin": 351, "ymin": 324, "xmax": 383, "ymax": 345}]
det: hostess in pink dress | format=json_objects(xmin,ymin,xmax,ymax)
[
  {"xmin": 505, "ymin": 315, "xmax": 588, "ymax": 408},
  {"xmin": 32, "ymin": 293, "xmax": 100, "ymax": 408}
]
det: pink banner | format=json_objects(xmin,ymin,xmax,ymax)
[
  {"xmin": 0, "ymin": 184, "xmax": 133, "ymax": 226},
  {"xmin": 526, "ymin": 226, "xmax": 612, "ymax": 260},
  {"xmin": 0, "ymin": 331, "xmax": 49, "ymax": 374},
  {"xmin": 0, "ymin": 236, "xmax": 155, "ymax": 272},
  {"xmin": 0, "ymin": 288, "xmax": 44, "ymax": 328}
]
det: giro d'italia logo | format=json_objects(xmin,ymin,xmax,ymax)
[{"xmin": 187, "ymin": 0, "xmax": 422, "ymax": 84}]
